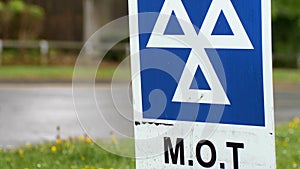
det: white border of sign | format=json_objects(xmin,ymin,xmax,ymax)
[{"xmin": 129, "ymin": 0, "xmax": 276, "ymax": 168}]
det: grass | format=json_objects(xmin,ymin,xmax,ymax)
[
  {"xmin": 0, "ymin": 136, "xmax": 135, "ymax": 169},
  {"xmin": 0, "ymin": 66, "xmax": 298, "ymax": 83},
  {"xmin": 0, "ymin": 120, "xmax": 299, "ymax": 169},
  {"xmin": 273, "ymin": 68, "xmax": 300, "ymax": 83},
  {"xmin": 0, "ymin": 66, "xmax": 75, "ymax": 80},
  {"xmin": 276, "ymin": 117, "xmax": 300, "ymax": 169},
  {"xmin": 0, "ymin": 65, "xmax": 130, "ymax": 81}
]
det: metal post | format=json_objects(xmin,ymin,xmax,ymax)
[{"xmin": 40, "ymin": 40, "xmax": 49, "ymax": 65}]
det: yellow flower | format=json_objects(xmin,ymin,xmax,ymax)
[
  {"xmin": 110, "ymin": 133, "xmax": 117, "ymax": 145},
  {"xmin": 293, "ymin": 117, "xmax": 300, "ymax": 124},
  {"xmin": 81, "ymin": 156, "xmax": 85, "ymax": 161},
  {"xmin": 109, "ymin": 168, "xmax": 114, "ymax": 169},
  {"xmin": 18, "ymin": 150, "xmax": 24, "ymax": 158},
  {"xmin": 283, "ymin": 141, "xmax": 288, "ymax": 147},
  {"xmin": 85, "ymin": 137, "xmax": 92, "ymax": 144},
  {"xmin": 56, "ymin": 139, "xmax": 62, "ymax": 145},
  {"xmin": 289, "ymin": 122, "xmax": 295, "ymax": 129},
  {"xmin": 24, "ymin": 168, "xmax": 29, "ymax": 169},
  {"xmin": 51, "ymin": 145, "xmax": 57, "ymax": 152},
  {"xmin": 79, "ymin": 135, "xmax": 85, "ymax": 141}
]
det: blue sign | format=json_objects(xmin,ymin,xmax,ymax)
[{"xmin": 138, "ymin": 0, "xmax": 265, "ymax": 126}]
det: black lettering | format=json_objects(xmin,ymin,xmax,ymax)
[
  {"xmin": 226, "ymin": 142, "xmax": 244, "ymax": 169},
  {"xmin": 220, "ymin": 163, "xmax": 225, "ymax": 169},
  {"xmin": 196, "ymin": 140, "xmax": 217, "ymax": 168},
  {"xmin": 164, "ymin": 137, "xmax": 185, "ymax": 165}
]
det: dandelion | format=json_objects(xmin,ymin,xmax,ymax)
[
  {"xmin": 282, "ymin": 141, "xmax": 288, "ymax": 147},
  {"xmin": 85, "ymin": 137, "xmax": 92, "ymax": 144},
  {"xmin": 24, "ymin": 168, "xmax": 29, "ymax": 169},
  {"xmin": 293, "ymin": 117, "xmax": 299, "ymax": 124},
  {"xmin": 289, "ymin": 122, "xmax": 295, "ymax": 129},
  {"xmin": 79, "ymin": 135, "xmax": 85, "ymax": 141},
  {"xmin": 289, "ymin": 117, "xmax": 300, "ymax": 129},
  {"xmin": 18, "ymin": 150, "xmax": 24, "ymax": 158},
  {"xmin": 56, "ymin": 139, "xmax": 62, "ymax": 145},
  {"xmin": 51, "ymin": 145, "xmax": 57, "ymax": 152}
]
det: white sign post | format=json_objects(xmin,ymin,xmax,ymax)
[{"xmin": 129, "ymin": 0, "xmax": 276, "ymax": 168}]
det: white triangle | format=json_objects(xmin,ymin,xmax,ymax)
[
  {"xmin": 147, "ymin": 0, "xmax": 197, "ymax": 48},
  {"xmin": 200, "ymin": 0, "xmax": 253, "ymax": 49},
  {"xmin": 172, "ymin": 49, "xmax": 231, "ymax": 105}
]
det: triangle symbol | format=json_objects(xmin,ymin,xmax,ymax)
[
  {"xmin": 211, "ymin": 11, "xmax": 234, "ymax": 35},
  {"xmin": 190, "ymin": 66, "xmax": 211, "ymax": 90},
  {"xmin": 163, "ymin": 11, "xmax": 185, "ymax": 35},
  {"xmin": 200, "ymin": 0, "xmax": 253, "ymax": 49}
]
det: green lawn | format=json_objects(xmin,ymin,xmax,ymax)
[
  {"xmin": 0, "ymin": 66, "xmax": 75, "ymax": 80},
  {"xmin": 276, "ymin": 118, "xmax": 300, "ymax": 169},
  {"xmin": 0, "ymin": 66, "xmax": 126, "ymax": 81},
  {"xmin": 0, "ymin": 121, "xmax": 299, "ymax": 169},
  {"xmin": 0, "ymin": 66, "xmax": 298, "ymax": 83},
  {"xmin": 273, "ymin": 69, "xmax": 300, "ymax": 83},
  {"xmin": 0, "ymin": 136, "xmax": 135, "ymax": 169}
]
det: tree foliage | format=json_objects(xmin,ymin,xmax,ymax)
[
  {"xmin": 0, "ymin": 0, "xmax": 45, "ymax": 40},
  {"xmin": 272, "ymin": 0, "xmax": 300, "ymax": 56}
]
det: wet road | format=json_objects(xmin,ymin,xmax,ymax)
[
  {"xmin": 274, "ymin": 89, "xmax": 300, "ymax": 123},
  {"xmin": 0, "ymin": 85, "xmax": 299, "ymax": 147}
]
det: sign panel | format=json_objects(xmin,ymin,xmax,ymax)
[{"xmin": 129, "ymin": 0, "xmax": 275, "ymax": 168}]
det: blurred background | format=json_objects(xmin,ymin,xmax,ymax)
[
  {"xmin": 0, "ymin": 0, "xmax": 298, "ymax": 168},
  {"xmin": 0, "ymin": 0, "xmax": 298, "ymax": 67},
  {"xmin": 0, "ymin": 0, "xmax": 128, "ymax": 67}
]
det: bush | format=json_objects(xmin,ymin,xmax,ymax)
[
  {"xmin": 0, "ymin": 0, "xmax": 45, "ymax": 40},
  {"xmin": 273, "ymin": 55, "xmax": 298, "ymax": 68},
  {"xmin": 272, "ymin": 0, "xmax": 300, "ymax": 56},
  {"xmin": 8, "ymin": 0, "xmax": 25, "ymax": 14}
]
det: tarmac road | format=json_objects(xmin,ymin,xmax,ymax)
[{"xmin": 0, "ymin": 85, "xmax": 299, "ymax": 147}]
